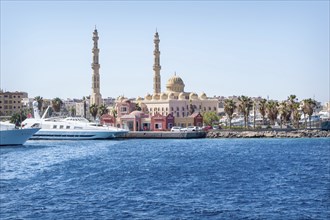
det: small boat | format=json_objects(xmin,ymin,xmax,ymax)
[
  {"xmin": 22, "ymin": 102, "xmax": 128, "ymax": 140},
  {"xmin": 0, "ymin": 122, "xmax": 40, "ymax": 146}
]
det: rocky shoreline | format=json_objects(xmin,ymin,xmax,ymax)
[{"xmin": 207, "ymin": 129, "xmax": 330, "ymax": 138}]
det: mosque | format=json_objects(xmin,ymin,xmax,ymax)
[{"xmin": 111, "ymin": 31, "xmax": 218, "ymax": 131}]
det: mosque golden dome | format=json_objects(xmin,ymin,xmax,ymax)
[
  {"xmin": 166, "ymin": 73, "xmax": 185, "ymax": 93},
  {"xmin": 189, "ymin": 92, "xmax": 198, "ymax": 100},
  {"xmin": 199, "ymin": 92, "xmax": 207, "ymax": 100},
  {"xmin": 145, "ymin": 94, "xmax": 152, "ymax": 101},
  {"xmin": 161, "ymin": 93, "xmax": 168, "ymax": 100},
  {"xmin": 168, "ymin": 92, "xmax": 175, "ymax": 100},
  {"xmin": 179, "ymin": 92, "xmax": 186, "ymax": 100},
  {"xmin": 152, "ymin": 93, "xmax": 160, "ymax": 100}
]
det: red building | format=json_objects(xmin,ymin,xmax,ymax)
[
  {"xmin": 190, "ymin": 112, "xmax": 203, "ymax": 127},
  {"xmin": 100, "ymin": 114, "xmax": 115, "ymax": 127},
  {"xmin": 151, "ymin": 113, "xmax": 175, "ymax": 131}
]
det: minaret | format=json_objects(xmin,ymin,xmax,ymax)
[
  {"xmin": 90, "ymin": 27, "xmax": 102, "ymax": 106},
  {"xmin": 153, "ymin": 31, "xmax": 161, "ymax": 94}
]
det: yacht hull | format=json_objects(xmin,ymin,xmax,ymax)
[
  {"xmin": 0, "ymin": 128, "xmax": 40, "ymax": 146},
  {"xmin": 30, "ymin": 129, "xmax": 127, "ymax": 140}
]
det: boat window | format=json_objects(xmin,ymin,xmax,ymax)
[
  {"xmin": 66, "ymin": 126, "xmax": 70, "ymax": 129},
  {"xmin": 53, "ymin": 125, "xmax": 57, "ymax": 129},
  {"xmin": 60, "ymin": 125, "xmax": 64, "ymax": 129}
]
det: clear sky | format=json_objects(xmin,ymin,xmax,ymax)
[{"xmin": 1, "ymin": 1, "xmax": 329, "ymax": 103}]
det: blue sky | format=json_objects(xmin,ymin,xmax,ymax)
[{"xmin": 1, "ymin": 1, "xmax": 329, "ymax": 103}]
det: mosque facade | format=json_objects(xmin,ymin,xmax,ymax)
[{"xmin": 114, "ymin": 31, "xmax": 218, "ymax": 131}]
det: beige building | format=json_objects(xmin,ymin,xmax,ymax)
[
  {"xmin": 134, "ymin": 31, "xmax": 218, "ymax": 127},
  {"xmin": 90, "ymin": 28, "xmax": 102, "ymax": 106},
  {"xmin": 0, "ymin": 90, "xmax": 28, "ymax": 116}
]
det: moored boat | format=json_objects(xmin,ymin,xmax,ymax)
[
  {"xmin": 22, "ymin": 102, "xmax": 128, "ymax": 140},
  {"xmin": 0, "ymin": 122, "xmax": 40, "ymax": 146}
]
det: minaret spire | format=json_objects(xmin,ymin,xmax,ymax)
[
  {"xmin": 153, "ymin": 30, "xmax": 161, "ymax": 94},
  {"xmin": 90, "ymin": 28, "xmax": 102, "ymax": 107}
]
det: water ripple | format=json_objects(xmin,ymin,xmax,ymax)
[{"xmin": 0, "ymin": 138, "xmax": 329, "ymax": 219}]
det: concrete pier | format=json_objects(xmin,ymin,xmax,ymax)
[{"xmin": 123, "ymin": 131, "xmax": 206, "ymax": 139}]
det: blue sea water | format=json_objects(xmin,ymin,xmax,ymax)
[{"xmin": 0, "ymin": 138, "xmax": 329, "ymax": 219}]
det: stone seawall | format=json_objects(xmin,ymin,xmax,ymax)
[
  {"xmin": 124, "ymin": 131, "xmax": 207, "ymax": 139},
  {"xmin": 207, "ymin": 130, "xmax": 330, "ymax": 138}
]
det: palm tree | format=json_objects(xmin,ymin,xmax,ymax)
[
  {"xmin": 278, "ymin": 101, "xmax": 289, "ymax": 129},
  {"xmin": 89, "ymin": 104, "xmax": 98, "ymax": 121},
  {"xmin": 51, "ymin": 97, "xmax": 63, "ymax": 112},
  {"xmin": 82, "ymin": 96, "xmax": 87, "ymax": 118},
  {"xmin": 301, "ymin": 98, "xmax": 317, "ymax": 129},
  {"xmin": 287, "ymin": 95, "xmax": 298, "ymax": 125},
  {"xmin": 292, "ymin": 102, "xmax": 301, "ymax": 129},
  {"xmin": 34, "ymin": 96, "xmax": 43, "ymax": 112},
  {"xmin": 258, "ymin": 98, "xmax": 267, "ymax": 125},
  {"xmin": 238, "ymin": 95, "xmax": 253, "ymax": 128},
  {"xmin": 135, "ymin": 103, "xmax": 142, "ymax": 111},
  {"xmin": 99, "ymin": 104, "xmax": 108, "ymax": 116},
  {"xmin": 112, "ymin": 109, "xmax": 118, "ymax": 127},
  {"xmin": 224, "ymin": 98, "xmax": 236, "ymax": 129},
  {"xmin": 266, "ymin": 100, "xmax": 278, "ymax": 126},
  {"xmin": 70, "ymin": 107, "xmax": 76, "ymax": 117}
]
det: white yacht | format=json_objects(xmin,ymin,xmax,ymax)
[
  {"xmin": 22, "ymin": 102, "xmax": 128, "ymax": 140},
  {"xmin": 0, "ymin": 122, "xmax": 40, "ymax": 146}
]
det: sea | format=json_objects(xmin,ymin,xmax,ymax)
[{"xmin": 0, "ymin": 138, "xmax": 329, "ymax": 219}]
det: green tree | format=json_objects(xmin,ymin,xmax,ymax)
[
  {"xmin": 111, "ymin": 109, "xmax": 118, "ymax": 127},
  {"xmin": 82, "ymin": 96, "xmax": 87, "ymax": 118},
  {"xmin": 202, "ymin": 112, "xmax": 219, "ymax": 126},
  {"xmin": 10, "ymin": 112, "xmax": 27, "ymax": 126},
  {"xmin": 89, "ymin": 104, "xmax": 98, "ymax": 121},
  {"xmin": 224, "ymin": 99, "xmax": 236, "ymax": 129},
  {"xmin": 278, "ymin": 101, "xmax": 289, "ymax": 129},
  {"xmin": 258, "ymin": 98, "xmax": 267, "ymax": 125},
  {"xmin": 70, "ymin": 107, "xmax": 76, "ymax": 117},
  {"xmin": 99, "ymin": 104, "xmax": 108, "ymax": 116},
  {"xmin": 287, "ymin": 94, "xmax": 298, "ymax": 125},
  {"xmin": 238, "ymin": 95, "xmax": 253, "ymax": 128},
  {"xmin": 34, "ymin": 96, "xmax": 43, "ymax": 112},
  {"xmin": 301, "ymin": 98, "xmax": 317, "ymax": 129},
  {"xmin": 292, "ymin": 102, "xmax": 301, "ymax": 129},
  {"xmin": 51, "ymin": 97, "xmax": 63, "ymax": 112},
  {"xmin": 266, "ymin": 100, "xmax": 278, "ymax": 126},
  {"xmin": 135, "ymin": 103, "xmax": 142, "ymax": 111}
]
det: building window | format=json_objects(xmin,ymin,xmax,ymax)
[
  {"xmin": 176, "ymin": 112, "xmax": 179, "ymax": 117},
  {"xmin": 214, "ymin": 107, "xmax": 217, "ymax": 111},
  {"xmin": 182, "ymin": 112, "xmax": 185, "ymax": 117},
  {"xmin": 209, "ymin": 107, "xmax": 211, "ymax": 111},
  {"xmin": 177, "ymin": 107, "xmax": 179, "ymax": 111},
  {"xmin": 182, "ymin": 107, "xmax": 185, "ymax": 111},
  {"xmin": 204, "ymin": 107, "xmax": 206, "ymax": 111},
  {"xmin": 121, "ymin": 106, "xmax": 127, "ymax": 113}
]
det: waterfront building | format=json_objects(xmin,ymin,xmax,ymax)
[
  {"xmin": 137, "ymin": 31, "xmax": 218, "ymax": 128},
  {"xmin": 112, "ymin": 31, "xmax": 218, "ymax": 130},
  {"xmin": 75, "ymin": 101, "xmax": 90, "ymax": 119},
  {"xmin": 0, "ymin": 90, "xmax": 28, "ymax": 116},
  {"xmin": 90, "ymin": 28, "xmax": 102, "ymax": 106}
]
